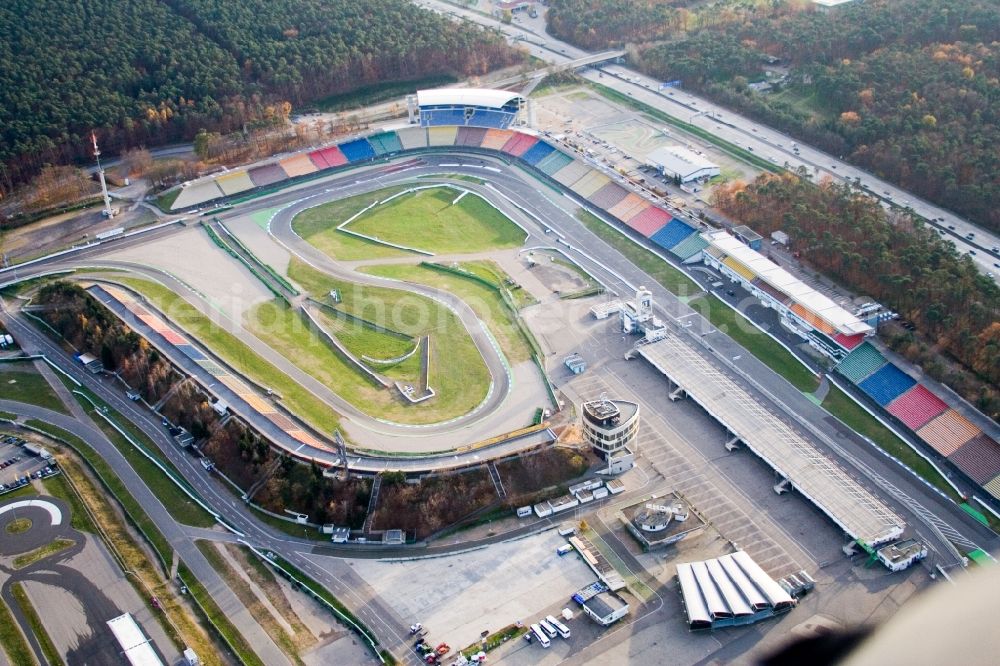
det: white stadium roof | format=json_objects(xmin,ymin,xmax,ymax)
[
  {"xmin": 416, "ymin": 88, "xmax": 524, "ymax": 109},
  {"xmin": 705, "ymin": 231, "xmax": 872, "ymax": 336}
]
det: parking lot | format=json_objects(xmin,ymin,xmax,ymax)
[
  {"xmin": 338, "ymin": 530, "xmax": 602, "ymax": 658},
  {"xmin": 0, "ymin": 434, "xmax": 60, "ymax": 494}
]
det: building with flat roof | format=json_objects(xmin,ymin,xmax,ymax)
[
  {"xmin": 581, "ymin": 591, "xmax": 630, "ymax": 625},
  {"xmin": 582, "ymin": 397, "xmax": 639, "ymax": 475},
  {"xmin": 701, "ymin": 230, "xmax": 873, "ymax": 359},
  {"xmin": 107, "ymin": 613, "xmax": 164, "ymax": 666},
  {"xmin": 647, "ymin": 146, "xmax": 720, "ymax": 183}
]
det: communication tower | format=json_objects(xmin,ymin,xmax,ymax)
[{"xmin": 92, "ymin": 132, "xmax": 116, "ymax": 218}]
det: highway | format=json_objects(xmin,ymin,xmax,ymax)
[{"xmin": 414, "ymin": 0, "xmax": 1000, "ymax": 277}]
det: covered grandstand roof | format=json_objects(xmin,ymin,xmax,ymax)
[
  {"xmin": 416, "ymin": 88, "xmax": 524, "ymax": 109},
  {"xmin": 704, "ymin": 231, "xmax": 872, "ymax": 337}
]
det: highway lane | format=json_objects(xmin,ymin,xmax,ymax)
[{"xmin": 413, "ymin": 0, "xmax": 1000, "ymax": 277}]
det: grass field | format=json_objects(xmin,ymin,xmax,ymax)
[
  {"xmin": 40, "ymin": 473, "xmax": 95, "ymax": 533},
  {"xmin": 116, "ymin": 277, "xmax": 342, "ymax": 434},
  {"xmin": 822, "ymin": 385, "xmax": 962, "ymax": 502},
  {"xmin": 311, "ymin": 309, "xmax": 422, "ymax": 385},
  {"xmin": 344, "ymin": 187, "xmax": 526, "ymax": 254},
  {"xmin": 576, "ymin": 209, "xmax": 700, "ymax": 296},
  {"xmin": 0, "ymin": 592, "xmax": 37, "ymax": 666},
  {"xmin": 12, "ymin": 538, "xmax": 75, "ymax": 569},
  {"xmin": 155, "ymin": 188, "xmax": 181, "ymax": 213},
  {"xmin": 196, "ymin": 541, "xmax": 304, "ymax": 665},
  {"xmin": 178, "ymin": 562, "xmax": 265, "ymax": 666},
  {"xmin": 360, "ymin": 261, "xmax": 533, "ymax": 364},
  {"xmin": 245, "ymin": 259, "xmax": 491, "ymax": 424},
  {"xmin": 11, "ymin": 582, "xmax": 64, "ymax": 665},
  {"xmin": 688, "ymin": 294, "xmax": 820, "ymax": 392},
  {"xmin": 0, "ymin": 368, "xmax": 68, "ymax": 414},
  {"xmin": 291, "ymin": 186, "xmax": 414, "ymax": 261}
]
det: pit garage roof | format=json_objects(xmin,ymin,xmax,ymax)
[
  {"xmin": 416, "ymin": 88, "xmax": 524, "ymax": 109},
  {"xmin": 639, "ymin": 334, "xmax": 904, "ymax": 545},
  {"xmin": 705, "ymin": 231, "xmax": 872, "ymax": 336}
]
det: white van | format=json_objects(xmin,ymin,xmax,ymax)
[
  {"xmin": 545, "ymin": 615, "xmax": 571, "ymax": 638},
  {"xmin": 530, "ymin": 623, "xmax": 550, "ymax": 648},
  {"xmin": 539, "ymin": 620, "xmax": 558, "ymax": 639}
]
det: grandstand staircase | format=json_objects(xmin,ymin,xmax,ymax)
[
  {"xmin": 362, "ymin": 473, "xmax": 383, "ymax": 534},
  {"xmin": 153, "ymin": 377, "xmax": 192, "ymax": 412},
  {"xmin": 487, "ymin": 461, "xmax": 507, "ymax": 500},
  {"xmin": 244, "ymin": 456, "xmax": 284, "ymax": 503}
]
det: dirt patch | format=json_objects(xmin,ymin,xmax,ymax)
[{"xmin": 496, "ymin": 446, "xmax": 595, "ymax": 501}]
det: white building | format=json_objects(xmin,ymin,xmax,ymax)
[
  {"xmin": 582, "ymin": 397, "xmax": 639, "ymax": 475},
  {"xmin": 647, "ymin": 146, "xmax": 720, "ymax": 183},
  {"xmin": 581, "ymin": 591, "xmax": 630, "ymax": 625}
]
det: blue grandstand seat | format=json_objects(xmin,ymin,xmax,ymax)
[
  {"xmin": 468, "ymin": 109, "xmax": 514, "ymax": 129},
  {"xmin": 521, "ymin": 141, "xmax": 555, "ymax": 166},
  {"xmin": 858, "ymin": 363, "xmax": 917, "ymax": 406},
  {"xmin": 338, "ymin": 138, "xmax": 377, "ymax": 162},
  {"xmin": 649, "ymin": 218, "xmax": 697, "ymax": 250},
  {"xmin": 420, "ymin": 108, "xmax": 467, "ymax": 127}
]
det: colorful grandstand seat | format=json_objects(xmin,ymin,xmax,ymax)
[
  {"xmin": 670, "ymin": 233, "xmax": 709, "ymax": 261},
  {"xmin": 835, "ymin": 342, "xmax": 888, "ymax": 384},
  {"xmin": 455, "ymin": 126, "xmax": 488, "ymax": 147},
  {"xmin": 916, "ymin": 409, "xmax": 980, "ymax": 456},
  {"xmin": 650, "ymin": 218, "xmax": 697, "ymax": 250},
  {"xmin": 625, "ymin": 206, "xmax": 671, "ymax": 237},
  {"xmin": 858, "ymin": 363, "xmax": 917, "ymax": 406},
  {"xmin": 948, "ymin": 434, "xmax": 1000, "ymax": 485},
  {"xmin": 310, "ymin": 146, "xmax": 347, "ymax": 169},
  {"xmin": 535, "ymin": 150, "xmax": 574, "ymax": 176},
  {"xmin": 247, "ymin": 163, "xmax": 287, "ymax": 188},
  {"xmin": 467, "ymin": 109, "xmax": 514, "ymax": 128},
  {"xmin": 886, "ymin": 384, "xmax": 948, "ymax": 431},
  {"xmin": 588, "ymin": 182, "xmax": 629, "ymax": 209},
  {"xmin": 338, "ymin": 138, "xmax": 377, "ymax": 162},
  {"xmin": 367, "ymin": 131, "xmax": 403, "ymax": 155},
  {"xmin": 520, "ymin": 141, "xmax": 556, "ymax": 166},
  {"xmin": 500, "ymin": 132, "xmax": 538, "ymax": 157}
]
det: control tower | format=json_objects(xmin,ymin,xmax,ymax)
[{"xmin": 581, "ymin": 395, "xmax": 639, "ymax": 475}]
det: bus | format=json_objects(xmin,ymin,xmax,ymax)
[
  {"xmin": 539, "ymin": 620, "xmax": 558, "ymax": 638},
  {"xmin": 529, "ymin": 623, "xmax": 550, "ymax": 648},
  {"xmin": 545, "ymin": 615, "xmax": 571, "ymax": 638}
]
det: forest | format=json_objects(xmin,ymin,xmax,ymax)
[
  {"xmin": 546, "ymin": 0, "xmax": 690, "ymax": 50},
  {"xmin": 713, "ymin": 173, "xmax": 1000, "ymax": 419},
  {"xmin": 550, "ymin": 0, "xmax": 1000, "ymax": 232},
  {"xmin": 0, "ymin": 0, "xmax": 519, "ymax": 194}
]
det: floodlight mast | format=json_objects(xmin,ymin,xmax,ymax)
[{"xmin": 92, "ymin": 131, "xmax": 115, "ymax": 218}]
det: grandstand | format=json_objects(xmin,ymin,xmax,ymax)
[
  {"xmin": 589, "ymin": 182, "xmax": 630, "ymax": 210},
  {"xmin": 836, "ymin": 343, "xmax": 1000, "ymax": 504},
  {"xmin": 701, "ymin": 230, "xmax": 872, "ymax": 360},
  {"xmin": 886, "ymin": 385, "xmax": 948, "ymax": 431},
  {"xmin": 410, "ymin": 88, "xmax": 526, "ymax": 129},
  {"xmin": 625, "ymin": 206, "xmax": 671, "ymax": 237},
  {"xmin": 858, "ymin": 363, "xmax": 917, "ymax": 406}
]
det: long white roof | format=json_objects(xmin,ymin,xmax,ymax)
[
  {"xmin": 107, "ymin": 614, "xmax": 164, "ymax": 666},
  {"xmin": 705, "ymin": 231, "xmax": 872, "ymax": 336},
  {"xmin": 416, "ymin": 88, "xmax": 524, "ymax": 109}
]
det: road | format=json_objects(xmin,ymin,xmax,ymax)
[
  {"xmin": 414, "ymin": 0, "xmax": 1000, "ymax": 277},
  {"xmin": 5, "ymin": 148, "xmax": 996, "ymax": 565}
]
